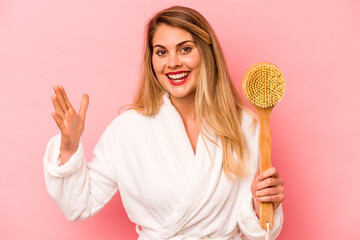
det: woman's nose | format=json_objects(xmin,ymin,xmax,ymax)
[{"xmin": 167, "ymin": 53, "xmax": 181, "ymax": 69}]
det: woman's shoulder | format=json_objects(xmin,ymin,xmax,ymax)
[
  {"xmin": 96, "ymin": 109, "xmax": 153, "ymax": 145},
  {"xmin": 241, "ymin": 108, "xmax": 258, "ymax": 128},
  {"xmin": 240, "ymin": 108, "xmax": 259, "ymax": 141},
  {"xmin": 107, "ymin": 109, "xmax": 149, "ymax": 131}
]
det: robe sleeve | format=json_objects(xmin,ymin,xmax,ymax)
[
  {"xmin": 43, "ymin": 122, "xmax": 120, "ymax": 221},
  {"xmin": 237, "ymin": 191, "xmax": 283, "ymax": 239}
]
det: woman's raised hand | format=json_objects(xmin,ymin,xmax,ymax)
[{"xmin": 51, "ymin": 85, "xmax": 89, "ymax": 165}]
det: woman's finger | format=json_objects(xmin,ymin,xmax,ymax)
[
  {"xmin": 59, "ymin": 85, "xmax": 74, "ymax": 110},
  {"xmin": 255, "ymin": 185, "xmax": 284, "ymax": 198},
  {"xmin": 51, "ymin": 112, "xmax": 65, "ymax": 132},
  {"xmin": 53, "ymin": 86, "xmax": 68, "ymax": 113},
  {"xmin": 256, "ymin": 193, "xmax": 284, "ymax": 205},
  {"xmin": 78, "ymin": 94, "xmax": 89, "ymax": 120},
  {"xmin": 256, "ymin": 177, "xmax": 284, "ymax": 190},
  {"xmin": 258, "ymin": 167, "xmax": 279, "ymax": 181},
  {"xmin": 51, "ymin": 96, "xmax": 65, "ymax": 120}
]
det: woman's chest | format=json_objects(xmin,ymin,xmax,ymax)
[{"xmin": 114, "ymin": 122, "xmax": 221, "ymax": 213}]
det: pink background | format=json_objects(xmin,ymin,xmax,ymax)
[{"xmin": 1, "ymin": 0, "xmax": 359, "ymax": 239}]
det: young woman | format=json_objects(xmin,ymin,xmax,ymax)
[{"xmin": 44, "ymin": 6, "xmax": 284, "ymax": 240}]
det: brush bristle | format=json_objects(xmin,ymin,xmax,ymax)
[{"xmin": 242, "ymin": 62, "xmax": 285, "ymax": 108}]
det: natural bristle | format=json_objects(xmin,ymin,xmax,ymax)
[{"xmin": 242, "ymin": 63, "xmax": 285, "ymax": 108}]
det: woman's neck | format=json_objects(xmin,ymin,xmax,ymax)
[{"xmin": 169, "ymin": 93, "xmax": 196, "ymax": 124}]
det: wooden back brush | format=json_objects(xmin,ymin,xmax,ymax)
[{"xmin": 241, "ymin": 62, "xmax": 285, "ymax": 232}]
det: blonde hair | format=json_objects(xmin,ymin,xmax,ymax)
[{"xmin": 131, "ymin": 6, "xmax": 255, "ymax": 181}]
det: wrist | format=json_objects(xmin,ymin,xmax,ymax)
[
  {"xmin": 58, "ymin": 149, "xmax": 76, "ymax": 166},
  {"xmin": 59, "ymin": 137, "xmax": 79, "ymax": 166},
  {"xmin": 60, "ymin": 135, "xmax": 79, "ymax": 152}
]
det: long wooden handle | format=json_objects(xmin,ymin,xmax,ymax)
[{"xmin": 257, "ymin": 107, "xmax": 274, "ymax": 230}]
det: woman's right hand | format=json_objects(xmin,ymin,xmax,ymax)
[{"xmin": 51, "ymin": 85, "xmax": 89, "ymax": 165}]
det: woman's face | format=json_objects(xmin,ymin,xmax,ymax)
[{"xmin": 152, "ymin": 24, "xmax": 202, "ymax": 101}]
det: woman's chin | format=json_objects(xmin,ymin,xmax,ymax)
[{"xmin": 167, "ymin": 89, "xmax": 196, "ymax": 101}]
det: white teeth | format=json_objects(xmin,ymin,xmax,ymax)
[{"xmin": 168, "ymin": 72, "xmax": 189, "ymax": 80}]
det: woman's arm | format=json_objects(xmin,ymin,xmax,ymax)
[
  {"xmin": 237, "ymin": 113, "xmax": 284, "ymax": 239},
  {"xmin": 44, "ymin": 86, "xmax": 119, "ymax": 221},
  {"xmin": 43, "ymin": 129, "xmax": 119, "ymax": 221}
]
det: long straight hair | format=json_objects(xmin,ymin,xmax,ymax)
[{"xmin": 131, "ymin": 6, "xmax": 255, "ymax": 180}]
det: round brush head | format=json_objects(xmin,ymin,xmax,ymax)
[{"xmin": 242, "ymin": 62, "xmax": 285, "ymax": 108}]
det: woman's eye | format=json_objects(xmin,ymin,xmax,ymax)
[
  {"xmin": 181, "ymin": 47, "xmax": 192, "ymax": 53},
  {"xmin": 156, "ymin": 50, "xmax": 166, "ymax": 56}
]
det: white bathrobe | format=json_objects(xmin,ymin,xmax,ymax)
[{"xmin": 43, "ymin": 93, "xmax": 283, "ymax": 240}]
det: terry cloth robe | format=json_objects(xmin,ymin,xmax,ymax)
[{"xmin": 43, "ymin": 93, "xmax": 283, "ymax": 240}]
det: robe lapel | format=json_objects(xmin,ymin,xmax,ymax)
[{"xmin": 155, "ymin": 93, "xmax": 226, "ymax": 238}]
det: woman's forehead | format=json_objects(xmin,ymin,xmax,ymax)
[{"xmin": 152, "ymin": 24, "xmax": 194, "ymax": 48}]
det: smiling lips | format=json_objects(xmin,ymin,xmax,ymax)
[{"xmin": 166, "ymin": 71, "xmax": 190, "ymax": 86}]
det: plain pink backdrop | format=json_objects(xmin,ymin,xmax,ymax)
[{"xmin": 1, "ymin": 0, "xmax": 359, "ymax": 239}]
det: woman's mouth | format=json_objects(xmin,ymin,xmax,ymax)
[{"xmin": 166, "ymin": 71, "xmax": 190, "ymax": 86}]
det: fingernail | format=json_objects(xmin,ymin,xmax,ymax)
[{"xmin": 257, "ymin": 176, "xmax": 261, "ymax": 181}]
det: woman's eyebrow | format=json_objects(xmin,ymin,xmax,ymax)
[{"xmin": 153, "ymin": 40, "xmax": 195, "ymax": 49}]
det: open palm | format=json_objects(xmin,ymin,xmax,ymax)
[{"xmin": 51, "ymin": 85, "xmax": 89, "ymax": 155}]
